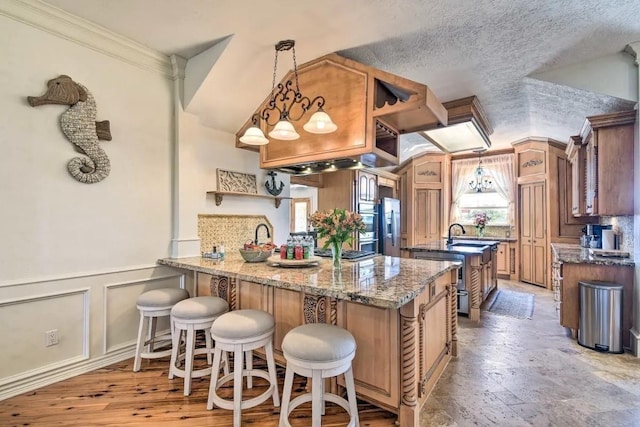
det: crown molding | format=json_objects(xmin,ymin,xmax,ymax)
[{"xmin": 0, "ymin": 0, "xmax": 173, "ymax": 77}]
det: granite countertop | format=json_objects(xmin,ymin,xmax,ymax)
[
  {"xmin": 157, "ymin": 255, "xmax": 460, "ymax": 309},
  {"xmin": 551, "ymin": 243, "xmax": 635, "ymax": 267},
  {"xmin": 402, "ymin": 239, "xmax": 499, "ymax": 255}
]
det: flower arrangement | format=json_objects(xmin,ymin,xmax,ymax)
[
  {"xmin": 309, "ymin": 208, "xmax": 365, "ymax": 269},
  {"xmin": 472, "ymin": 212, "xmax": 490, "ymax": 236}
]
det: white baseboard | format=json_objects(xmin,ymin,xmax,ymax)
[{"xmin": 0, "ymin": 346, "xmax": 135, "ymax": 401}]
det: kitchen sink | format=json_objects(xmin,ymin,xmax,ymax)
[{"xmin": 447, "ymin": 242, "xmax": 489, "ymax": 248}]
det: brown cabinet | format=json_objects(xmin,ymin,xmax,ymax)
[
  {"xmin": 395, "ymin": 153, "xmax": 450, "ymax": 253},
  {"xmin": 519, "ymin": 182, "xmax": 547, "ymax": 287},
  {"xmin": 357, "ymin": 170, "xmax": 378, "ymax": 203},
  {"xmin": 554, "ymin": 260, "xmax": 634, "ymax": 350},
  {"xmin": 565, "ymin": 136, "xmax": 588, "ymax": 216},
  {"xmin": 496, "ymin": 242, "xmax": 509, "ymax": 276},
  {"xmin": 415, "ymin": 189, "xmax": 442, "ymax": 245},
  {"xmin": 514, "ymin": 138, "xmax": 593, "ymax": 289},
  {"xmin": 578, "ymin": 110, "xmax": 635, "ymax": 216}
]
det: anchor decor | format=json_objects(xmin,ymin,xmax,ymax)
[
  {"xmin": 265, "ymin": 171, "xmax": 285, "ymax": 196},
  {"xmin": 28, "ymin": 75, "xmax": 112, "ymax": 184}
]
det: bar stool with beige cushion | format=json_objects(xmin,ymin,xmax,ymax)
[
  {"xmin": 133, "ymin": 287, "xmax": 190, "ymax": 372},
  {"xmin": 279, "ymin": 323, "xmax": 359, "ymax": 427},
  {"xmin": 168, "ymin": 296, "xmax": 230, "ymax": 395},
  {"xmin": 207, "ymin": 309, "xmax": 280, "ymax": 427}
]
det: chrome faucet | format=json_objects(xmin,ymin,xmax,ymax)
[
  {"xmin": 447, "ymin": 223, "xmax": 466, "ymax": 245},
  {"xmin": 255, "ymin": 223, "xmax": 271, "ymax": 245}
]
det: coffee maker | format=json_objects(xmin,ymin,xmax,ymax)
[{"xmin": 581, "ymin": 224, "xmax": 612, "ymax": 249}]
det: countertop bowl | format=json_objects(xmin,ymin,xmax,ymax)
[{"xmin": 239, "ymin": 248, "xmax": 275, "ymax": 263}]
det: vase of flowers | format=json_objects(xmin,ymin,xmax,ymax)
[
  {"xmin": 473, "ymin": 212, "xmax": 490, "ymax": 237},
  {"xmin": 309, "ymin": 208, "xmax": 366, "ymax": 270}
]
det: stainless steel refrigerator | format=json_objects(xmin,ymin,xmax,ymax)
[{"xmin": 379, "ymin": 197, "xmax": 401, "ymax": 257}]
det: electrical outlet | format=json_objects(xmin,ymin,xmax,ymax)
[{"xmin": 45, "ymin": 329, "xmax": 59, "ymax": 347}]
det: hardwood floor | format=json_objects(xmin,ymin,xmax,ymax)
[
  {"xmin": 0, "ymin": 348, "xmax": 396, "ymax": 426},
  {"xmin": 2, "ymin": 279, "xmax": 640, "ymax": 426}
]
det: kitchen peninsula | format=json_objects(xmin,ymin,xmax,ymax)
[{"xmin": 158, "ymin": 255, "xmax": 460, "ymax": 427}]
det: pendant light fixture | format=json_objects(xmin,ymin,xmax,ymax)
[
  {"xmin": 469, "ymin": 149, "xmax": 493, "ymax": 192},
  {"xmin": 239, "ymin": 40, "xmax": 337, "ymax": 145}
]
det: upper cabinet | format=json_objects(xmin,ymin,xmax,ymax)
[
  {"xmin": 565, "ymin": 135, "xmax": 587, "ymax": 216},
  {"xmin": 357, "ymin": 170, "xmax": 378, "ymax": 203},
  {"xmin": 575, "ymin": 110, "xmax": 636, "ymax": 217},
  {"xmin": 395, "ymin": 153, "xmax": 451, "ymax": 252}
]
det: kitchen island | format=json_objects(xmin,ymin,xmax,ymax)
[
  {"xmin": 158, "ymin": 255, "xmax": 459, "ymax": 427},
  {"xmin": 551, "ymin": 243, "xmax": 635, "ymax": 349},
  {"xmin": 404, "ymin": 239, "xmax": 499, "ymax": 321}
]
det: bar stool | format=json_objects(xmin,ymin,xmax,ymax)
[
  {"xmin": 133, "ymin": 287, "xmax": 189, "ymax": 372},
  {"xmin": 207, "ymin": 309, "xmax": 280, "ymax": 427},
  {"xmin": 168, "ymin": 296, "xmax": 230, "ymax": 395},
  {"xmin": 279, "ymin": 323, "xmax": 359, "ymax": 427}
]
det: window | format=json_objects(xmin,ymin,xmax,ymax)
[
  {"xmin": 458, "ymin": 188, "xmax": 509, "ymax": 225},
  {"xmin": 290, "ymin": 198, "xmax": 311, "ymax": 232},
  {"xmin": 451, "ymin": 153, "xmax": 515, "ymax": 226}
]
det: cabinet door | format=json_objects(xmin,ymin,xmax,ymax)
[
  {"xmin": 368, "ymin": 176, "xmax": 377, "ymax": 202},
  {"xmin": 357, "ymin": 171, "xmax": 378, "ymax": 202},
  {"xmin": 496, "ymin": 242, "xmax": 509, "ymax": 275},
  {"xmin": 585, "ymin": 137, "xmax": 597, "ymax": 215},
  {"xmin": 415, "ymin": 189, "xmax": 441, "ymax": 244},
  {"xmin": 569, "ymin": 152, "xmax": 581, "ymax": 216},
  {"xmin": 359, "ymin": 174, "xmax": 368, "ymax": 202},
  {"xmin": 520, "ymin": 182, "xmax": 546, "ymax": 287}
]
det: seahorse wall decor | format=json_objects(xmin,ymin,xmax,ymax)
[{"xmin": 28, "ymin": 75, "xmax": 112, "ymax": 184}]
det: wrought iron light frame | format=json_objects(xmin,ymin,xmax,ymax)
[
  {"xmin": 469, "ymin": 149, "xmax": 493, "ymax": 192},
  {"xmin": 240, "ymin": 39, "xmax": 336, "ymax": 145}
]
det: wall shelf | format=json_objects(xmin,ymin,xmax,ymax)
[{"xmin": 207, "ymin": 191, "xmax": 291, "ymax": 208}]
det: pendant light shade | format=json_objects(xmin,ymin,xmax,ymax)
[
  {"xmin": 239, "ymin": 126, "xmax": 269, "ymax": 145},
  {"xmin": 242, "ymin": 40, "xmax": 336, "ymax": 144},
  {"xmin": 268, "ymin": 120, "xmax": 300, "ymax": 140},
  {"xmin": 303, "ymin": 109, "xmax": 338, "ymax": 134}
]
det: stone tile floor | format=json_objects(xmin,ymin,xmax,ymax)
[{"xmin": 422, "ymin": 280, "xmax": 640, "ymax": 427}]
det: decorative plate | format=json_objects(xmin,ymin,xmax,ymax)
[{"xmin": 266, "ymin": 255, "xmax": 322, "ymax": 268}]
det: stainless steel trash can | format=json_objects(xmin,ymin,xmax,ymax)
[{"xmin": 578, "ymin": 280, "xmax": 623, "ymax": 353}]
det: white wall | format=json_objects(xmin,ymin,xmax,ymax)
[
  {"xmin": 177, "ymin": 113, "xmax": 291, "ymax": 248},
  {"xmin": 0, "ymin": 2, "xmax": 292, "ymax": 399},
  {"xmin": 0, "ymin": 17, "xmax": 173, "ymax": 281},
  {"xmin": 290, "ymin": 185, "xmax": 319, "ymax": 214},
  {"xmin": 530, "ymin": 51, "xmax": 638, "ymax": 102},
  {"xmin": 0, "ymin": 5, "xmax": 184, "ymax": 399}
]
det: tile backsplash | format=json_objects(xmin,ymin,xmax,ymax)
[
  {"xmin": 449, "ymin": 225, "xmax": 515, "ymax": 239},
  {"xmin": 198, "ymin": 214, "xmax": 273, "ymax": 254},
  {"xmin": 601, "ymin": 216, "xmax": 634, "ymax": 254}
]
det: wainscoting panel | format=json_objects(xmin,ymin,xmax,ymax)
[
  {"xmin": 0, "ymin": 265, "xmax": 187, "ymax": 401},
  {"xmin": 0, "ymin": 289, "xmax": 89, "ymax": 379},
  {"xmin": 104, "ymin": 274, "xmax": 184, "ymax": 353}
]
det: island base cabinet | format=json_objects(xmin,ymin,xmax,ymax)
[
  {"xmin": 336, "ymin": 302, "xmax": 400, "ymax": 410},
  {"xmin": 201, "ymin": 269, "xmax": 458, "ymax": 427}
]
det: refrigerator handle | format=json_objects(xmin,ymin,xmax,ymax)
[{"xmin": 391, "ymin": 209, "xmax": 396, "ymax": 246}]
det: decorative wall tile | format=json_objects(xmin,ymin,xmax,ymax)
[
  {"xmin": 601, "ymin": 216, "xmax": 634, "ymax": 254},
  {"xmin": 198, "ymin": 214, "xmax": 274, "ymax": 254}
]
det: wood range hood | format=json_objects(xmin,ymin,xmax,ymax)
[
  {"xmin": 236, "ymin": 53, "xmax": 448, "ymax": 175},
  {"xmin": 420, "ymin": 95, "xmax": 493, "ymax": 153}
]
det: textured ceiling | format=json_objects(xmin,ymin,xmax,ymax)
[{"xmin": 43, "ymin": 0, "xmax": 640, "ymax": 159}]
